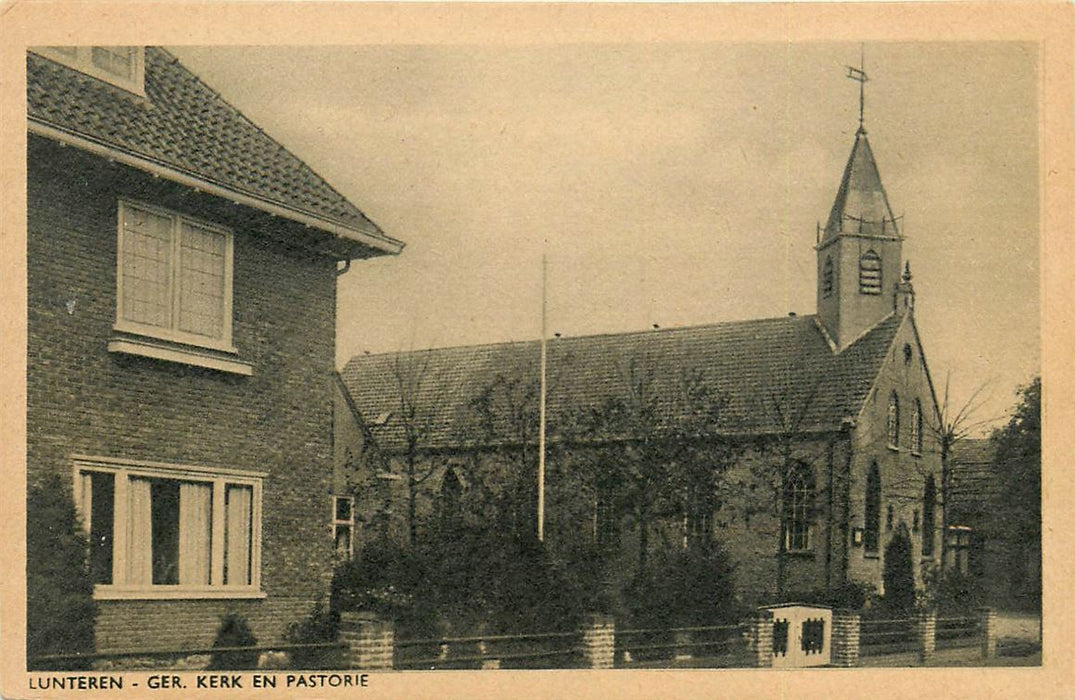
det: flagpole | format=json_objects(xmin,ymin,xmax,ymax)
[{"xmin": 537, "ymin": 251, "xmax": 547, "ymax": 542}]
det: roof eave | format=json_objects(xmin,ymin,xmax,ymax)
[{"xmin": 28, "ymin": 118, "xmax": 405, "ymax": 258}]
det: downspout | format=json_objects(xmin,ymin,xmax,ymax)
[{"xmin": 825, "ymin": 441, "xmax": 835, "ymax": 591}]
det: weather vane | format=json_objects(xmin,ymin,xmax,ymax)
[{"xmin": 846, "ymin": 46, "xmax": 868, "ymax": 130}]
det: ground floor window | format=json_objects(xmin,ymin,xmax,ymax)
[
  {"xmin": 73, "ymin": 455, "xmax": 263, "ymax": 597},
  {"xmin": 332, "ymin": 495, "xmax": 355, "ymax": 558}
]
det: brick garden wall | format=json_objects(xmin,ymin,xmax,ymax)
[{"xmin": 27, "ymin": 136, "xmax": 339, "ymax": 648}]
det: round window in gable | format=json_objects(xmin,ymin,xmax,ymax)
[{"xmin": 903, "ymin": 343, "xmax": 913, "ymax": 365}]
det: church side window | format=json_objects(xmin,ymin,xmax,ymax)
[
  {"xmin": 594, "ymin": 481, "xmax": 620, "ymax": 550},
  {"xmin": 887, "ymin": 392, "xmax": 900, "ymax": 448},
  {"xmin": 911, "ymin": 399, "xmax": 923, "ymax": 455},
  {"xmin": 684, "ymin": 490, "xmax": 714, "ymax": 550},
  {"xmin": 783, "ymin": 463, "xmax": 815, "ymax": 552},
  {"xmin": 822, "ymin": 256, "xmax": 834, "ymax": 298},
  {"xmin": 859, "ymin": 250, "xmax": 882, "ymax": 295},
  {"xmin": 439, "ymin": 468, "xmax": 464, "ymax": 527},
  {"xmin": 922, "ymin": 476, "xmax": 936, "ymax": 557},
  {"xmin": 864, "ymin": 462, "xmax": 881, "ymax": 555}
]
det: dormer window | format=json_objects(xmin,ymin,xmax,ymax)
[
  {"xmin": 34, "ymin": 46, "xmax": 145, "ymax": 96},
  {"xmin": 859, "ymin": 250, "xmax": 882, "ymax": 295}
]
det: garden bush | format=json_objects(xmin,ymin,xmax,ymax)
[
  {"xmin": 284, "ymin": 601, "xmax": 341, "ymax": 670},
  {"xmin": 207, "ymin": 613, "xmax": 258, "ymax": 670},
  {"xmin": 26, "ymin": 475, "xmax": 96, "ymax": 671}
]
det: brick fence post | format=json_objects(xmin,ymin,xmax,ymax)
[
  {"xmin": 747, "ymin": 610, "xmax": 774, "ymax": 668},
  {"xmin": 830, "ymin": 609, "xmax": 861, "ymax": 667},
  {"xmin": 978, "ymin": 607, "xmax": 997, "ymax": 659},
  {"xmin": 580, "ymin": 614, "xmax": 615, "ymax": 669},
  {"xmin": 916, "ymin": 609, "xmax": 936, "ymax": 665},
  {"xmin": 339, "ymin": 612, "xmax": 395, "ymax": 670}
]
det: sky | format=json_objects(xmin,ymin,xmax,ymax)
[{"xmin": 170, "ymin": 42, "xmax": 1039, "ymax": 434}]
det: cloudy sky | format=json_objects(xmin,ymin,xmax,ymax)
[{"xmin": 171, "ymin": 42, "xmax": 1039, "ymax": 432}]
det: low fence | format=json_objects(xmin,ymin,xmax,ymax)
[{"xmin": 29, "ymin": 608, "xmax": 1002, "ymax": 671}]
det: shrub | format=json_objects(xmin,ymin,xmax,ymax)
[
  {"xmin": 207, "ymin": 613, "xmax": 258, "ymax": 670},
  {"xmin": 621, "ymin": 542, "xmax": 742, "ymax": 661},
  {"xmin": 26, "ymin": 475, "xmax": 97, "ymax": 671},
  {"xmin": 779, "ymin": 581, "xmax": 877, "ymax": 611},
  {"xmin": 920, "ymin": 565, "xmax": 984, "ymax": 614},
  {"xmin": 284, "ymin": 601, "xmax": 341, "ymax": 670},
  {"xmin": 881, "ymin": 528, "xmax": 916, "ymax": 614}
]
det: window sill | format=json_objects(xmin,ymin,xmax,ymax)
[
  {"xmin": 782, "ymin": 549, "xmax": 815, "ymax": 558},
  {"xmin": 109, "ymin": 335, "xmax": 253, "ymax": 376},
  {"xmin": 887, "ymin": 444, "xmax": 900, "ymax": 452},
  {"xmin": 94, "ymin": 586, "xmax": 266, "ymax": 601},
  {"xmin": 864, "ymin": 552, "xmax": 881, "ymax": 560}
]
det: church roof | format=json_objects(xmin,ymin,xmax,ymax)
[
  {"xmin": 339, "ymin": 313, "xmax": 903, "ymax": 451},
  {"xmin": 27, "ymin": 47, "xmax": 402, "ymax": 256},
  {"xmin": 823, "ymin": 129, "xmax": 900, "ymax": 239},
  {"xmin": 948, "ymin": 438, "xmax": 1001, "ymax": 523}
]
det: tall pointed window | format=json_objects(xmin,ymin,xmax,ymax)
[
  {"xmin": 922, "ymin": 476, "xmax": 936, "ymax": 557},
  {"xmin": 822, "ymin": 256, "xmax": 835, "ymax": 298},
  {"xmin": 783, "ymin": 462, "xmax": 815, "ymax": 552},
  {"xmin": 887, "ymin": 392, "xmax": 900, "ymax": 448},
  {"xmin": 864, "ymin": 462, "xmax": 881, "ymax": 554},
  {"xmin": 911, "ymin": 399, "xmax": 923, "ymax": 455},
  {"xmin": 859, "ymin": 250, "xmax": 882, "ymax": 295},
  {"xmin": 594, "ymin": 481, "xmax": 620, "ymax": 550},
  {"xmin": 439, "ymin": 468, "xmax": 464, "ymax": 527},
  {"xmin": 684, "ymin": 489, "xmax": 714, "ymax": 550}
]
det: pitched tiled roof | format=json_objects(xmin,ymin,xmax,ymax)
[
  {"xmin": 339, "ymin": 313, "xmax": 903, "ymax": 451},
  {"xmin": 27, "ymin": 47, "xmax": 400, "ymax": 253},
  {"xmin": 948, "ymin": 438, "xmax": 1001, "ymax": 521},
  {"xmin": 824, "ymin": 129, "xmax": 900, "ymax": 239}
]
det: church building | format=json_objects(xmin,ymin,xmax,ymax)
[{"xmin": 337, "ymin": 76, "xmax": 944, "ymax": 604}]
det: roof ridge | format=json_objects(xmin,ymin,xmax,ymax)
[
  {"xmin": 342, "ymin": 313, "xmax": 821, "ymax": 365},
  {"xmin": 153, "ymin": 47, "xmax": 381, "ymax": 235}
]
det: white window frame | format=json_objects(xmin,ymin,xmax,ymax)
[
  {"xmin": 114, "ymin": 199, "xmax": 236, "ymax": 354},
  {"xmin": 72, "ymin": 455, "xmax": 265, "ymax": 600},
  {"xmin": 331, "ymin": 495, "xmax": 355, "ymax": 560},
  {"xmin": 34, "ymin": 46, "xmax": 146, "ymax": 96}
]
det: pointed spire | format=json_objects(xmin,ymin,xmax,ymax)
[
  {"xmin": 902, "ymin": 260, "xmax": 912, "ymax": 283},
  {"xmin": 823, "ymin": 130, "xmax": 899, "ymax": 239}
]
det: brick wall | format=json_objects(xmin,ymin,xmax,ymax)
[{"xmin": 27, "ymin": 136, "xmax": 339, "ymax": 648}]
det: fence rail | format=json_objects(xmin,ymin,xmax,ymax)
[{"xmin": 31, "ymin": 608, "xmax": 1006, "ymax": 671}]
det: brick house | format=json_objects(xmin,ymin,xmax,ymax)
[
  {"xmin": 26, "ymin": 47, "xmax": 403, "ymax": 653},
  {"xmin": 336, "ymin": 119, "xmax": 945, "ymax": 605}
]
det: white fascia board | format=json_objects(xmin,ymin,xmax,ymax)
[{"xmin": 29, "ymin": 119, "xmax": 405, "ymax": 257}]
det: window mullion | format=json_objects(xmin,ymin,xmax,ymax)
[
  {"xmin": 170, "ymin": 216, "xmax": 182, "ymax": 333},
  {"xmin": 112, "ymin": 472, "xmax": 129, "ymax": 586},
  {"xmin": 210, "ymin": 478, "xmax": 226, "ymax": 586}
]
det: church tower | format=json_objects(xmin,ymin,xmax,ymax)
[{"xmin": 816, "ymin": 64, "xmax": 908, "ymax": 350}]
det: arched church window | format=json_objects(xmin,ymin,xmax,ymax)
[
  {"xmin": 439, "ymin": 467, "xmax": 463, "ymax": 526},
  {"xmin": 922, "ymin": 476, "xmax": 936, "ymax": 557},
  {"xmin": 822, "ymin": 256, "xmax": 834, "ymax": 298},
  {"xmin": 859, "ymin": 250, "xmax": 882, "ymax": 295},
  {"xmin": 864, "ymin": 462, "xmax": 881, "ymax": 554},
  {"xmin": 595, "ymin": 480, "xmax": 620, "ymax": 549},
  {"xmin": 783, "ymin": 462, "xmax": 815, "ymax": 552},
  {"xmin": 887, "ymin": 392, "xmax": 900, "ymax": 448},
  {"xmin": 911, "ymin": 399, "xmax": 923, "ymax": 455}
]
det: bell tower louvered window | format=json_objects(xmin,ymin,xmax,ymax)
[
  {"xmin": 822, "ymin": 256, "xmax": 834, "ymax": 298},
  {"xmin": 859, "ymin": 250, "xmax": 882, "ymax": 295}
]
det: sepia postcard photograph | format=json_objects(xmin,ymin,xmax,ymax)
[{"xmin": 1, "ymin": 2, "xmax": 1071, "ymax": 698}]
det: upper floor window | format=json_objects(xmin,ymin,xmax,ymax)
[
  {"xmin": 74, "ymin": 456, "xmax": 263, "ymax": 598},
  {"xmin": 922, "ymin": 476, "xmax": 936, "ymax": 558},
  {"xmin": 332, "ymin": 495, "xmax": 355, "ymax": 559},
  {"xmin": 822, "ymin": 256, "xmax": 834, "ymax": 298},
  {"xmin": 887, "ymin": 392, "xmax": 900, "ymax": 448},
  {"xmin": 859, "ymin": 250, "xmax": 882, "ymax": 295},
  {"xmin": 911, "ymin": 399, "xmax": 923, "ymax": 455},
  {"xmin": 864, "ymin": 462, "xmax": 881, "ymax": 555},
  {"xmin": 783, "ymin": 462, "xmax": 815, "ymax": 552},
  {"xmin": 116, "ymin": 201, "xmax": 235, "ymax": 353},
  {"xmin": 35, "ymin": 46, "xmax": 145, "ymax": 95}
]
